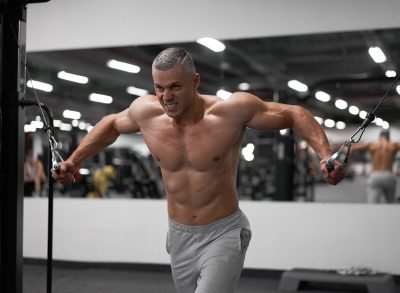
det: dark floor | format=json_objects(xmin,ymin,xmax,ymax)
[{"xmin": 23, "ymin": 263, "xmax": 400, "ymax": 293}]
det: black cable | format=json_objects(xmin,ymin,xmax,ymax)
[
  {"xmin": 371, "ymin": 74, "xmax": 400, "ymax": 115},
  {"xmin": 326, "ymin": 74, "xmax": 400, "ymax": 172}
]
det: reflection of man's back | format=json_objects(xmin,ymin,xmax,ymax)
[
  {"xmin": 368, "ymin": 138, "xmax": 398, "ymax": 171},
  {"xmin": 358, "ymin": 131, "xmax": 400, "ymax": 203}
]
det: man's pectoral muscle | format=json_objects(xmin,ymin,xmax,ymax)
[{"xmin": 140, "ymin": 109, "xmax": 245, "ymax": 225}]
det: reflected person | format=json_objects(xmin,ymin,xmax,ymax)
[{"xmin": 352, "ymin": 130, "xmax": 400, "ymax": 203}]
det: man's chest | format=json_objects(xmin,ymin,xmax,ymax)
[{"xmin": 140, "ymin": 118, "xmax": 244, "ymax": 171}]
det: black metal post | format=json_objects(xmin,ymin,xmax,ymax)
[
  {"xmin": 47, "ymin": 141, "xmax": 54, "ymax": 293},
  {"xmin": 275, "ymin": 131, "xmax": 295, "ymax": 201},
  {"xmin": 0, "ymin": 2, "xmax": 27, "ymax": 293}
]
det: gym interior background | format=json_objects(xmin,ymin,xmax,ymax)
[{"xmin": 7, "ymin": 0, "xmax": 400, "ymax": 292}]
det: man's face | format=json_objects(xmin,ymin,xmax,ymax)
[{"xmin": 152, "ymin": 64, "xmax": 199, "ymax": 118}]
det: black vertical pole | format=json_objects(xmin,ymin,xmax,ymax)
[
  {"xmin": 275, "ymin": 131, "xmax": 295, "ymax": 201},
  {"xmin": 47, "ymin": 143, "xmax": 53, "ymax": 293},
  {"xmin": 0, "ymin": 2, "xmax": 26, "ymax": 293}
]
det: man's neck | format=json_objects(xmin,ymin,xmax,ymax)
[{"xmin": 173, "ymin": 93, "xmax": 204, "ymax": 126}]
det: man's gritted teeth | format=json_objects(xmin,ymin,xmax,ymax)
[{"xmin": 164, "ymin": 101, "xmax": 178, "ymax": 111}]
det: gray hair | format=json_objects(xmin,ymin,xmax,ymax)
[{"xmin": 152, "ymin": 47, "xmax": 196, "ymax": 75}]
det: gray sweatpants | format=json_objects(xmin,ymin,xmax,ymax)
[
  {"xmin": 166, "ymin": 209, "xmax": 252, "ymax": 293},
  {"xmin": 367, "ymin": 171, "xmax": 396, "ymax": 203}
]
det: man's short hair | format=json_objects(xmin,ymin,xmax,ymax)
[
  {"xmin": 380, "ymin": 130, "xmax": 390, "ymax": 140},
  {"xmin": 152, "ymin": 47, "xmax": 196, "ymax": 75}
]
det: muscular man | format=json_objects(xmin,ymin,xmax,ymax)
[
  {"xmin": 52, "ymin": 47, "xmax": 344, "ymax": 293},
  {"xmin": 352, "ymin": 130, "xmax": 400, "ymax": 203}
]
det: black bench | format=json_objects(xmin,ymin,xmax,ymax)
[{"xmin": 279, "ymin": 268, "xmax": 397, "ymax": 293}]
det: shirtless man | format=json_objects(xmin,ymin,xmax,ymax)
[
  {"xmin": 52, "ymin": 47, "xmax": 344, "ymax": 293},
  {"xmin": 24, "ymin": 151, "xmax": 46, "ymax": 197},
  {"xmin": 352, "ymin": 130, "xmax": 400, "ymax": 203}
]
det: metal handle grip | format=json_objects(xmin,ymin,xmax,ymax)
[{"xmin": 326, "ymin": 159, "xmax": 335, "ymax": 173}]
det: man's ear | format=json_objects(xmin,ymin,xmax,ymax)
[{"xmin": 193, "ymin": 73, "xmax": 200, "ymax": 89}]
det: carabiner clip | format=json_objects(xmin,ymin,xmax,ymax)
[{"xmin": 48, "ymin": 133, "xmax": 64, "ymax": 174}]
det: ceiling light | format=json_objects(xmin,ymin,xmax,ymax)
[
  {"xmin": 24, "ymin": 124, "xmax": 36, "ymax": 133},
  {"xmin": 375, "ymin": 117, "xmax": 383, "ymax": 126},
  {"xmin": 368, "ymin": 46, "xmax": 386, "ymax": 63},
  {"xmin": 396, "ymin": 85, "xmax": 400, "ymax": 95},
  {"xmin": 335, "ymin": 121, "xmax": 346, "ymax": 130},
  {"xmin": 78, "ymin": 121, "xmax": 86, "ymax": 130},
  {"xmin": 279, "ymin": 129, "xmax": 289, "ymax": 136},
  {"xmin": 382, "ymin": 121, "xmax": 390, "ymax": 129},
  {"xmin": 216, "ymin": 89, "xmax": 232, "ymax": 100},
  {"xmin": 79, "ymin": 168, "xmax": 90, "ymax": 175},
  {"xmin": 242, "ymin": 143, "xmax": 255, "ymax": 162},
  {"xmin": 30, "ymin": 120, "xmax": 44, "ymax": 129},
  {"xmin": 106, "ymin": 59, "xmax": 140, "ymax": 73},
  {"xmin": 243, "ymin": 153, "xmax": 254, "ymax": 162},
  {"xmin": 299, "ymin": 141, "xmax": 308, "ymax": 149},
  {"xmin": 60, "ymin": 123, "xmax": 73, "ymax": 131},
  {"xmin": 287, "ymin": 80, "xmax": 308, "ymax": 92},
  {"xmin": 127, "ymin": 86, "xmax": 148, "ymax": 96},
  {"xmin": 57, "ymin": 71, "xmax": 89, "ymax": 84},
  {"xmin": 314, "ymin": 116, "xmax": 324, "ymax": 125},
  {"xmin": 324, "ymin": 119, "xmax": 335, "ymax": 128},
  {"xmin": 196, "ymin": 37, "xmax": 225, "ymax": 52},
  {"xmin": 245, "ymin": 143, "xmax": 255, "ymax": 152},
  {"xmin": 348, "ymin": 105, "xmax": 360, "ymax": 115},
  {"xmin": 27, "ymin": 79, "xmax": 53, "ymax": 92},
  {"xmin": 335, "ymin": 99, "xmax": 348, "ymax": 110},
  {"xmin": 359, "ymin": 110, "xmax": 367, "ymax": 119},
  {"xmin": 385, "ymin": 70, "xmax": 397, "ymax": 78},
  {"xmin": 315, "ymin": 91, "xmax": 331, "ymax": 102},
  {"xmin": 89, "ymin": 93, "xmax": 113, "ymax": 104},
  {"xmin": 63, "ymin": 110, "xmax": 81, "ymax": 120},
  {"xmin": 53, "ymin": 120, "xmax": 62, "ymax": 127},
  {"xmin": 238, "ymin": 82, "xmax": 250, "ymax": 91}
]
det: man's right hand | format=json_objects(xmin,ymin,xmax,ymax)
[
  {"xmin": 320, "ymin": 156, "xmax": 345, "ymax": 185},
  {"xmin": 51, "ymin": 160, "xmax": 77, "ymax": 186}
]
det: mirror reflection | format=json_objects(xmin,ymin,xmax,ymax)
[{"xmin": 23, "ymin": 27, "xmax": 400, "ymax": 203}]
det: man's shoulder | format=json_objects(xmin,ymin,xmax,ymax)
[
  {"xmin": 130, "ymin": 95, "xmax": 163, "ymax": 120},
  {"xmin": 203, "ymin": 92, "xmax": 258, "ymax": 128},
  {"xmin": 132, "ymin": 94, "xmax": 158, "ymax": 105},
  {"xmin": 131, "ymin": 95, "xmax": 160, "ymax": 111},
  {"xmin": 206, "ymin": 92, "xmax": 257, "ymax": 114}
]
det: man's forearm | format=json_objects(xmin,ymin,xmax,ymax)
[
  {"xmin": 291, "ymin": 106, "xmax": 332, "ymax": 159},
  {"xmin": 68, "ymin": 114, "xmax": 120, "ymax": 167}
]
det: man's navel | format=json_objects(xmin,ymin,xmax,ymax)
[{"xmin": 213, "ymin": 156, "xmax": 220, "ymax": 162}]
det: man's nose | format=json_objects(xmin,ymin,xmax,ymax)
[{"xmin": 163, "ymin": 89, "xmax": 173, "ymax": 100}]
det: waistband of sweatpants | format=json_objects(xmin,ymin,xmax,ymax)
[{"xmin": 168, "ymin": 208, "xmax": 244, "ymax": 233}]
